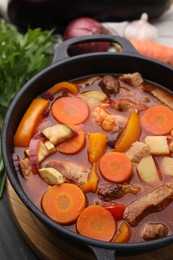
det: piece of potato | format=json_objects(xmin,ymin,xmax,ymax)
[
  {"xmin": 42, "ymin": 123, "xmax": 76, "ymax": 146},
  {"xmin": 80, "ymin": 90, "xmax": 108, "ymax": 105},
  {"xmin": 38, "ymin": 141, "xmax": 56, "ymax": 162},
  {"xmin": 160, "ymin": 157, "xmax": 173, "ymax": 177},
  {"xmin": 137, "ymin": 155, "xmax": 160, "ymax": 184},
  {"xmin": 145, "ymin": 136, "xmax": 169, "ymax": 155},
  {"xmin": 25, "ymin": 140, "xmax": 56, "ymax": 162},
  {"xmin": 39, "ymin": 167, "xmax": 66, "ymax": 185}
]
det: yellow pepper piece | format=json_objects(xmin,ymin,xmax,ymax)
[
  {"xmin": 47, "ymin": 81, "xmax": 79, "ymax": 95},
  {"xmin": 115, "ymin": 111, "xmax": 141, "ymax": 152},
  {"xmin": 88, "ymin": 132, "xmax": 107, "ymax": 164},
  {"xmin": 113, "ymin": 222, "xmax": 131, "ymax": 243},
  {"xmin": 82, "ymin": 163, "xmax": 99, "ymax": 193},
  {"xmin": 14, "ymin": 98, "xmax": 49, "ymax": 147}
]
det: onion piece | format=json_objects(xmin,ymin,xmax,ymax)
[
  {"xmin": 63, "ymin": 17, "xmax": 109, "ymax": 55},
  {"xmin": 29, "ymin": 135, "xmax": 45, "ymax": 174},
  {"xmin": 35, "ymin": 119, "xmax": 52, "ymax": 135},
  {"xmin": 13, "ymin": 153, "xmax": 20, "ymax": 175}
]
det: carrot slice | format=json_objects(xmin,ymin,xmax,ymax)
[
  {"xmin": 51, "ymin": 97, "xmax": 89, "ymax": 125},
  {"xmin": 57, "ymin": 128, "xmax": 86, "ymax": 154},
  {"xmin": 99, "ymin": 152, "xmax": 132, "ymax": 183},
  {"xmin": 42, "ymin": 183, "xmax": 86, "ymax": 225},
  {"xmin": 141, "ymin": 105, "xmax": 173, "ymax": 135},
  {"xmin": 76, "ymin": 205, "xmax": 116, "ymax": 241}
]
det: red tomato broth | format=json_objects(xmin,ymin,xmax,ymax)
[{"xmin": 13, "ymin": 74, "xmax": 173, "ymax": 243}]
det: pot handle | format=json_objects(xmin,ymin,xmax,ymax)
[
  {"xmin": 88, "ymin": 245, "xmax": 116, "ymax": 260},
  {"xmin": 52, "ymin": 34, "xmax": 139, "ymax": 64}
]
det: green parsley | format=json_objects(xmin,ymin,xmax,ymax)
[{"xmin": 0, "ymin": 19, "xmax": 56, "ymax": 198}]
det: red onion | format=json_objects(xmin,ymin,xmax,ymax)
[
  {"xmin": 34, "ymin": 119, "xmax": 52, "ymax": 135},
  {"xmin": 29, "ymin": 135, "xmax": 45, "ymax": 174},
  {"xmin": 63, "ymin": 17, "xmax": 109, "ymax": 55},
  {"xmin": 13, "ymin": 153, "xmax": 20, "ymax": 175}
]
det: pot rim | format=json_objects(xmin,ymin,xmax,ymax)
[{"xmin": 2, "ymin": 50, "xmax": 173, "ymax": 254}]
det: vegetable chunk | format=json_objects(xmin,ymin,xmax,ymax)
[
  {"xmin": 51, "ymin": 97, "xmax": 89, "ymax": 125},
  {"xmin": 42, "ymin": 123, "xmax": 76, "ymax": 146},
  {"xmin": 80, "ymin": 90, "xmax": 108, "ymax": 105},
  {"xmin": 76, "ymin": 205, "xmax": 116, "ymax": 241},
  {"xmin": 160, "ymin": 157, "xmax": 173, "ymax": 177},
  {"xmin": 39, "ymin": 168, "xmax": 66, "ymax": 185},
  {"xmin": 141, "ymin": 105, "xmax": 173, "ymax": 135},
  {"xmin": 115, "ymin": 111, "xmax": 141, "ymax": 152},
  {"xmin": 145, "ymin": 136, "xmax": 169, "ymax": 155},
  {"xmin": 57, "ymin": 128, "xmax": 86, "ymax": 154},
  {"xmin": 88, "ymin": 132, "xmax": 107, "ymax": 164},
  {"xmin": 100, "ymin": 152, "xmax": 132, "ymax": 183},
  {"xmin": 14, "ymin": 98, "xmax": 49, "ymax": 147},
  {"xmin": 113, "ymin": 222, "xmax": 131, "ymax": 243},
  {"xmin": 137, "ymin": 156, "xmax": 160, "ymax": 184},
  {"xmin": 47, "ymin": 81, "xmax": 79, "ymax": 95},
  {"xmin": 42, "ymin": 183, "xmax": 86, "ymax": 224}
]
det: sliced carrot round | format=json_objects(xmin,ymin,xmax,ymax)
[
  {"xmin": 57, "ymin": 128, "xmax": 86, "ymax": 154},
  {"xmin": 99, "ymin": 152, "xmax": 132, "ymax": 183},
  {"xmin": 42, "ymin": 183, "xmax": 86, "ymax": 224},
  {"xmin": 141, "ymin": 105, "xmax": 173, "ymax": 135},
  {"xmin": 51, "ymin": 97, "xmax": 89, "ymax": 125},
  {"xmin": 76, "ymin": 205, "xmax": 116, "ymax": 241}
]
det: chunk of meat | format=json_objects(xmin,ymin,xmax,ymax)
[
  {"xmin": 99, "ymin": 75, "xmax": 119, "ymax": 96},
  {"xmin": 93, "ymin": 103, "xmax": 119, "ymax": 132},
  {"xmin": 114, "ymin": 99, "xmax": 147, "ymax": 112},
  {"xmin": 46, "ymin": 161, "xmax": 89, "ymax": 186},
  {"xmin": 19, "ymin": 158, "xmax": 33, "ymax": 180},
  {"xmin": 142, "ymin": 223, "xmax": 168, "ymax": 241},
  {"xmin": 123, "ymin": 185, "xmax": 173, "ymax": 227},
  {"xmin": 126, "ymin": 141, "xmax": 151, "ymax": 163},
  {"xmin": 142, "ymin": 83, "xmax": 173, "ymax": 110},
  {"xmin": 119, "ymin": 72, "xmax": 143, "ymax": 87},
  {"xmin": 97, "ymin": 183, "xmax": 141, "ymax": 201}
]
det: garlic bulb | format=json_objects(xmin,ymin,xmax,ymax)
[{"xmin": 123, "ymin": 13, "xmax": 158, "ymax": 41}]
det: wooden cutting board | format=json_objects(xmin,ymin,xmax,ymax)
[{"xmin": 6, "ymin": 179, "xmax": 173, "ymax": 260}]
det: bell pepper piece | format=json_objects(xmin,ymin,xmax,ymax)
[
  {"xmin": 47, "ymin": 81, "xmax": 79, "ymax": 95},
  {"xmin": 102, "ymin": 203, "xmax": 126, "ymax": 221},
  {"xmin": 113, "ymin": 222, "xmax": 131, "ymax": 243},
  {"xmin": 14, "ymin": 98, "xmax": 49, "ymax": 147},
  {"xmin": 88, "ymin": 132, "xmax": 107, "ymax": 164},
  {"xmin": 82, "ymin": 163, "xmax": 99, "ymax": 193},
  {"xmin": 115, "ymin": 111, "xmax": 141, "ymax": 152}
]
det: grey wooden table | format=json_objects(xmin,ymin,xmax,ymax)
[{"xmin": 0, "ymin": 4, "xmax": 173, "ymax": 260}]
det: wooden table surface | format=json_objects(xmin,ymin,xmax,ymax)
[{"xmin": 0, "ymin": 4, "xmax": 173, "ymax": 260}]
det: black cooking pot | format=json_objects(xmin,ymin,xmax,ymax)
[{"xmin": 2, "ymin": 35, "xmax": 173, "ymax": 259}]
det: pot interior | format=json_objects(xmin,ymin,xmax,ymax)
[{"xmin": 2, "ymin": 52, "xmax": 173, "ymax": 255}]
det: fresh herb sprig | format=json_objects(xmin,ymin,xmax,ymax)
[{"xmin": 0, "ymin": 19, "xmax": 56, "ymax": 198}]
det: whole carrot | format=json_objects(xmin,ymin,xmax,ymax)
[{"xmin": 130, "ymin": 38, "xmax": 173, "ymax": 66}]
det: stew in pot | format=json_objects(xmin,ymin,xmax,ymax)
[{"xmin": 13, "ymin": 72, "xmax": 173, "ymax": 243}]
